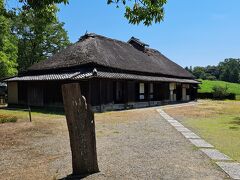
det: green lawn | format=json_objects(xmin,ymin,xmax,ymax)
[
  {"xmin": 165, "ymin": 100, "xmax": 240, "ymax": 162},
  {"xmin": 184, "ymin": 115, "xmax": 240, "ymax": 162},
  {"xmin": 199, "ymin": 80, "xmax": 240, "ymax": 100},
  {"xmin": 0, "ymin": 108, "xmax": 64, "ymax": 122}
]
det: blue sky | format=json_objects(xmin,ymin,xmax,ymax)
[{"xmin": 7, "ymin": 0, "xmax": 240, "ymax": 67}]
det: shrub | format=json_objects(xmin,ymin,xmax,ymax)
[
  {"xmin": 227, "ymin": 93, "xmax": 236, "ymax": 100},
  {"xmin": 208, "ymin": 85, "xmax": 236, "ymax": 100},
  {"xmin": 206, "ymin": 75, "xmax": 217, "ymax": 80},
  {"xmin": 197, "ymin": 92, "xmax": 213, "ymax": 99},
  {"xmin": 0, "ymin": 115, "xmax": 17, "ymax": 123},
  {"xmin": 198, "ymin": 92, "xmax": 236, "ymax": 100},
  {"xmin": 212, "ymin": 85, "xmax": 229, "ymax": 99},
  {"xmin": 198, "ymin": 85, "xmax": 236, "ymax": 100}
]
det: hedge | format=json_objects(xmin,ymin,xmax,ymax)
[{"xmin": 198, "ymin": 92, "xmax": 236, "ymax": 100}]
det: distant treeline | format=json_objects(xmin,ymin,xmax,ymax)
[{"xmin": 185, "ymin": 58, "xmax": 240, "ymax": 83}]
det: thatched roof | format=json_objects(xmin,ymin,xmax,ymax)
[{"xmin": 28, "ymin": 33, "xmax": 194, "ymax": 79}]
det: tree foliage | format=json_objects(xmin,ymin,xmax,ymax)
[
  {"xmin": 0, "ymin": 0, "xmax": 18, "ymax": 79},
  {"xmin": 107, "ymin": 0, "xmax": 167, "ymax": 26},
  {"xmin": 218, "ymin": 58, "xmax": 240, "ymax": 83},
  {"xmin": 12, "ymin": 5, "xmax": 70, "ymax": 72},
  {"xmin": 186, "ymin": 58, "xmax": 240, "ymax": 83},
  {"xmin": 19, "ymin": 0, "xmax": 167, "ymax": 26}
]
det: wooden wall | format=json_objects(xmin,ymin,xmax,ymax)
[
  {"xmin": 28, "ymin": 83, "xmax": 44, "ymax": 106},
  {"xmin": 14, "ymin": 79, "xmax": 196, "ymax": 108},
  {"xmin": 127, "ymin": 81, "xmax": 136, "ymax": 102},
  {"xmin": 8, "ymin": 82, "xmax": 18, "ymax": 104},
  {"xmin": 153, "ymin": 82, "xmax": 170, "ymax": 101},
  {"xmin": 17, "ymin": 81, "xmax": 87, "ymax": 107}
]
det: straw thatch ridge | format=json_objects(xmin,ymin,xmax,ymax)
[{"xmin": 29, "ymin": 33, "xmax": 194, "ymax": 79}]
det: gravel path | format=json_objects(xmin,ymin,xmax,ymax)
[
  {"xmin": 0, "ymin": 108, "xmax": 228, "ymax": 179},
  {"xmin": 82, "ymin": 108, "xmax": 228, "ymax": 180}
]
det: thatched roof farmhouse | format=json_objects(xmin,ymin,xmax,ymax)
[{"xmin": 6, "ymin": 33, "xmax": 199, "ymax": 111}]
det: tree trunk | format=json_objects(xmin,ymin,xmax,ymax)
[{"xmin": 62, "ymin": 83, "xmax": 99, "ymax": 176}]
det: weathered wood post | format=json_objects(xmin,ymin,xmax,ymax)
[
  {"xmin": 62, "ymin": 83, "xmax": 99, "ymax": 176},
  {"xmin": 28, "ymin": 106, "xmax": 32, "ymax": 122}
]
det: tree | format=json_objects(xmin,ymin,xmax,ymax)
[
  {"xmin": 205, "ymin": 65, "xmax": 219, "ymax": 79},
  {"xmin": 191, "ymin": 58, "xmax": 240, "ymax": 83},
  {"xmin": 19, "ymin": 0, "xmax": 167, "ymax": 26},
  {"xmin": 192, "ymin": 66, "xmax": 206, "ymax": 79},
  {"xmin": 219, "ymin": 58, "xmax": 240, "ymax": 83},
  {"xmin": 12, "ymin": 5, "xmax": 70, "ymax": 72},
  {"xmin": 0, "ymin": 0, "xmax": 18, "ymax": 79},
  {"xmin": 220, "ymin": 68, "xmax": 230, "ymax": 82},
  {"xmin": 206, "ymin": 75, "xmax": 216, "ymax": 80},
  {"xmin": 231, "ymin": 67, "xmax": 239, "ymax": 83},
  {"xmin": 185, "ymin": 66, "xmax": 192, "ymax": 73}
]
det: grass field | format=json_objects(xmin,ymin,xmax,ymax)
[
  {"xmin": 0, "ymin": 114, "xmax": 17, "ymax": 123},
  {"xmin": 165, "ymin": 100, "xmax": 240, "ymax": 162},
  {"xmin": 0, "ymin": 108, "xmax": 64, "ymax": 123},
  {"xmin": 199, "ymin": 80, "xmax": 240, "ymax": 100}
]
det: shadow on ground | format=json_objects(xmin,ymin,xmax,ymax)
[{"xmin": 59, "ymin": 172, "xmax": 100, "ymax": 180}]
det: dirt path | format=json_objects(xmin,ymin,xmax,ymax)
[{"xmin": 0, "ymin": 108, "xmax": 228, "ymax": 179}]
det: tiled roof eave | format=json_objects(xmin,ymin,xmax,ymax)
[
  {"xmin": 89, "ymin": 71, "xmax": 200, "ymax": 84},
  {"xmin": 5, "ymin": 71, "xmax": 200, "ymax": 84}
]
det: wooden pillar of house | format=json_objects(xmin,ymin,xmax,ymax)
[
  {"xmin": 124, "ymin": 80, "xmax": 128, "ymax": 109},
  {"xmin": 193, "ymin": 85, "xmax": 198, "ymax": 101},
  {"xmin": 147, "ymin": 82, "xmax": 151, "ymax": 107},
  {"xmin": 169, "ymin": 83, "xmax": 176, "ymax": 102},
  {"xmin": 99, "ymin": 79, "xmax": 102, "ymax": 112},
  {"xmin": 88, "ymin": 80, "xmax": 91, "ymax": 105}
]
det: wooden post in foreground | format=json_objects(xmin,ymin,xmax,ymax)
[
  {"xmin": 28, "ymin": 106, "xmax": 32, "ymax": 122},
  {"xmin": 62, "ymin": 83, "xmax": 99, "ymax": 176}
]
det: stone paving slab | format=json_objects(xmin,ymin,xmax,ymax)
[
  {"xmin": 165, "ymin": 117, "xmax": 174, "ymax": 120},
  {"xmin": 164, "ymin": 115, "xmax": 172, "ymax": 118},
  {"xmin": 162, "ymin": 115, "xmax": 172, "ymax": 119},
  {"xmin": 167, "ymin": 119, "xmax": 178, "ymax": 123},
  {"xmin": 170, "ymin": 122, "xmax": 184, "ymax": 127},
  {"xmin": 200, "ymin": 149, "xmax": 231, "ymax": 161},
  {"xmin": 174, "ymin": 126, "xmax": 191, "ymax": 132},
  {"xmin": 216, "ymin": 162, "xmax": 240, "ymax": 180},
  {"xmin": 157, "ymin": 109, "xmax": 164, "ymax": 114},
  {"xmin": 181, "ymin": 132, "xmax": 200, "ymax": 139},
  {"xmin": 164, "ymin": 117, "xmax": 171, "ymax": 120},
  {"xmin": 189, "ymin": 139, "xmax": 214, "ymax": 148}
]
